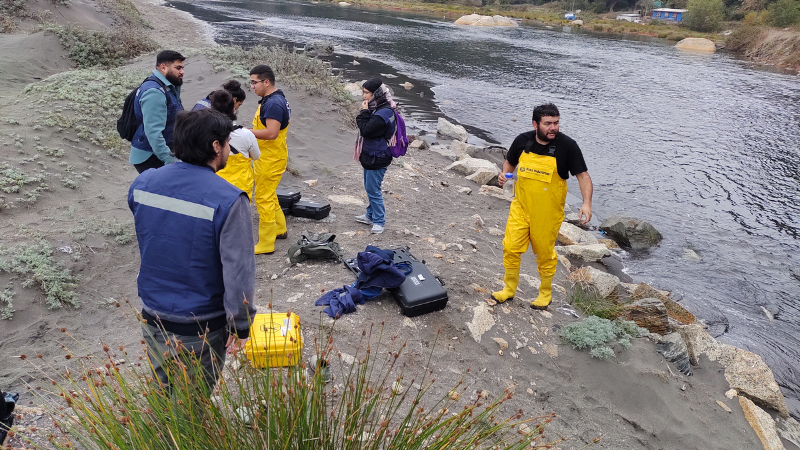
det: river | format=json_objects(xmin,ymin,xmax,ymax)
[{"xmin": 167, "ymin": 0, "xmax": 800, "ymax": 417}]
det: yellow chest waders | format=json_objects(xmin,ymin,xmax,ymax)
[
  {"xmin": 252, "ymin": 106, "xmax": 289, "ymax": 254},
  {"xmin": 216, "ymin": 153, "xmax": 254, "ymax": 200},
  {"xmin": 492, "ymin": 151, "xmax": 567, "ymax": 309}
]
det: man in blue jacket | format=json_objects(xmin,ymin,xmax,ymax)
[
  {"xmin": 130, "ymin": 50, "xmax": 185, "ymax": 173},
  {"xmin": 129, "ymin": 108, "xmax": 256, "ymax": 392}
]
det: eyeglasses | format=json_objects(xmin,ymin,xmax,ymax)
[{"xmin": 250, "ymin": 80, "xmax": 265, "ymax": 86}]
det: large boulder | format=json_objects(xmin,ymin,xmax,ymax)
[
  {"xmin": 625, "ymin": 298, "xmax": 669, "ymax": 335},
  {"xmin": 725, "ymin": 349, "xmax": 789, "ymax": 415},
  {"xmin": 437, "ymin": 118, "xmax": 468, "ymax": 142},
  {"xmin": 555, "ymin": 243, "xmax": 610, "ymax": 262},
  {"xmin": 675, "ymin": 37, "xmax": 716, "ymax": 53},
  {"xmin": 445, "ymin": 156, "xmax": 498, "ymax": 177},
  {"xmin": 633, "ymin": 283, "xmax": 695, "ymax": 324},
  {"xmin": 655, "ymin": 332, "xmax": 692, "ymax": 375},
  {"xmin": 304, "ymin": 41, "xmax": 334, "ymax": 55},
  {"xmin": 449, "ymin": 140, "xmax": 484, "ymax": 158},
  {"xmin": 557, "ymin": 222, "xmax": 599, "ymax": 246},
  {"xmin": 739, "ymin": 397, "xmax": 785, "ymax": 450},
  {"xmin": 465, "ymin": 168, "xmax": 499, "ymax": 186},
  {"xmin": 343, "ymin": 81, "xmax": 365, "ymax": 97},
  {"xmin": 408, "ymin": 139, "xmax": 430, "ymax": 151},
  {"xmin": 454, "ymin": 14, "xmax": 519, "ymax": 26},
  {"xmin": 567, "ymin": 266, "xmax": 620, "ymax": 298},
  {"xmin": 599, "ymin": 215, "xmax": 663, "ymax": 250}
]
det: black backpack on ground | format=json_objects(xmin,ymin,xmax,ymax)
[
  {"xmin": 116, "ymin": 75, "xmax": 171, "ymax": 141},
  {"xmin": 288, "ymin": 232, "xmax": 342, "ymax": 265},
  {"xmin": 0, "ymin": 391, "xmax": 19, "ymax": 445}
]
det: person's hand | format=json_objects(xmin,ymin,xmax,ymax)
[
  {"xmin": 226, "ymin": 335, "xmax": 249, "ymax": 355},
  {"xmin": 361, "ymin": 100, "xmax": 369, "ymax": 110},
  {"xmin": 497, "ymin": 172, "xmax": 507, "ymax": 187},
  {"xmin": 579, "ymin": 203, "xmax": 592, "ymax": 224}
]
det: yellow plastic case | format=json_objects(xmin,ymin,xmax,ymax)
[{"xmin": 244, "ymin": 312, "xmax": 303, "ymax": 368}]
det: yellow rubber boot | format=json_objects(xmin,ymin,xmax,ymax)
[
  {"xmin": 530, "ymin": 275, "xmax": 553, "ymax": 310},
  {"xmin": 491, "ymin": 272, "xmax": 519, "ymax": 303},
  {"xmin": 254, "ymin": 220, "xmax": 278, "ymax": 255},
  {"xmin": 275, "ymin": 208, "xmax": 287, "ymax": 239}
]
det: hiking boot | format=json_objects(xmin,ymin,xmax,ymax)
[
  {"xmin": 371, "ymin": 224, "xmax": 384, "ymax": 234},
  {"xmin": 355, "ymin": 214, "xmax": 373, "ymax": 225}
]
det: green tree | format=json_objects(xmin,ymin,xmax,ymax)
[
  {"xmin": 683, "ymin": 0, "xmax": 726, "ymax": 31},
  {"xmin": 767, "ymin": 0, "xmax": 800, "ymax": 27}
]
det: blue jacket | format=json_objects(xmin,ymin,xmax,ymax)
[
  {"xmin": 128, "ymin": 162, "xmax": 244, "ymax": 324},
  {"xmin": 130, "ymin": 70, "xmax": 183, "ymax": 165},
  {"xmin": 357, "ymin": 107, "xmax": 396, "ymax": 169}
]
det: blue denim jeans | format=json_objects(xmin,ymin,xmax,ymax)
[{"xmin": 363, "ymin": 167, "xmax": 387, "ymax": 226}]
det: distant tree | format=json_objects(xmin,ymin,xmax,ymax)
[
  {"xmin": 684, "ymin": 0, "xmax": 726, "ymax": 30},
  {"xmin": 767, "ymin": 0, "xmax": 800, "ymax": 26}
]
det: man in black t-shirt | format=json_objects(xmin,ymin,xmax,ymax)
[{"xmin": 492, "ymin": 103, "xmax": 594, "ymax": 310}]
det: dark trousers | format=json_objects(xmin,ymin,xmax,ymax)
[
  {"xmin": 133, "ymin": 154, "xmax": 165, "ymax": 174},
  {"xmin": 141, "ymin": 323, "xmax": 228, "ymax": 393}
]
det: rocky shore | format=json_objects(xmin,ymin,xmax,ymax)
[{"xmin": 0, "ymin": 0, "xmax": 798, "ymax": 449}]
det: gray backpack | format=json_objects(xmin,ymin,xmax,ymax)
[{"xmin": 288, "ymin": 232, "xmax": 342, "ymax": 265}]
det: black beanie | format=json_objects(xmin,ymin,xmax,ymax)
[{"xmin": 362, "ymin": 77, "xmax": 382, "ymax": 93}]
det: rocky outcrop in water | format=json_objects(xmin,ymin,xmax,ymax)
[
  {"xmin": 454, "ymin": 14, "xmax": 519, "ymax": 27},
  {"xmin": 675, "ymin": 38, "xmax": 716, "ymax": 53},
  {"xmin": 599, "ymin": 215, "xmax": 663, "ymax": 250},
  {"xmin": 304, "ymin": 41, "xmax": 334, "ymax": 55}
]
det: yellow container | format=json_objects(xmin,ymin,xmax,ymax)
[{"xmin": 244, "ymin": 313, "xmax": 303, "ymax": 368}]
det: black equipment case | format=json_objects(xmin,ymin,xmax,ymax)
[
  {"xmin": 389, "ymin": 247, "xmax": 448, "ymax": 317},
  {"xmin": 277, "ymin": 188, "xmax": 302, "ymax": 209},
  {"xmin": 291, "ymin": 199, "xmax": 331, "ymax": 220}
]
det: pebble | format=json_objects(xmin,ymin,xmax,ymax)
[
  {"xmin": 271, "ymin": 274, "xmax": 278, "ymax": 280},
  {"xmin": 286, "ymin": 293, "xmax": 303, "ymax": 303},
  {"xmin": 433, "ymin": 253, "xmax": 443, "ymax": 258},
  {"xmin": 527, "ymin": 388, "xmax": 534, "ymax": 395},
  {"xmin": 492, "ymin": 337, "xmax": 509, "ymax": 350},
  {"xmin": 716, "ymin": 400, "xmax": 733, "ymax": 413},
  {"xmin": 304, "ymin": 179, "xmax": 318, "ymax": 187},
  {"xmin": 465, "ymin": 238, "xmax": 478, "ymax": 249},
  {"xmin": 472, "ymin": 214, "xmax": 484, "ymax": 227},
  {"xmin": 725, "ymin": 389, "xmax": 738, "ymax": 399},
  {"xmin": 486, "ymin": 298, "xmax": 497, "ymax": 306},
  {"xmin": 448, "ymin": 389, "xmax": 460, "ymax": 400},
  {"xmin": 488, "ymin": 227, "xmax": 504, "ymax": 236},
  {"xmin": 458, "ymin": 187, "xmax": 473, "ymax": 195},
  {"xmin": 539, "ymin": 310, "xmax": 553, "ymax": 319},
  {"xmin": 403, "ymin": 317, "xmax": 416, "ymax": 329},
  {"xmin": 528, "ymin": 346, "xmax": 539, "ymax": 354}
]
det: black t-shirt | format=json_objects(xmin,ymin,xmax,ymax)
[
  {"xmin": 506, "ymin": 131, "xmax": 588, "ymax": 180},
  {"xmin": 258, "ymin": 89, "xmax": 290, "ymax": 130}
]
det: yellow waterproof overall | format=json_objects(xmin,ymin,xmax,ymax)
[
  {"xmin": 252, "ymin": 108, "xmax": 288, "ymax": 254},
  {"xmin": 217, "ymin": 153, "xmax": 254, "ymax": 199},
  {"xmin": 492, "ymin": 151, "xmax": 567, "ymax": 308}
]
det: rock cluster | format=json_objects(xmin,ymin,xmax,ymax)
[{"xmin": 454, "ymin": 14, "xmax": 519, "ymax": 27}]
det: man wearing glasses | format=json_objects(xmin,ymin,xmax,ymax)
[{"xmin": 248, "ymin": 65, "xmax": 291, "ymax": 255}]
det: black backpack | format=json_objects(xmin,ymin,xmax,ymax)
[
  {"xmin": 0, "ymin": 391, "xmax": 18, "ymax": 445},
  {"xmin": 117, "ymin": 75, "xmax": 171, "ymax": 142},
  {"xmin": 288, "ymin": 232, "xmax": 342, "ymax": 265}
]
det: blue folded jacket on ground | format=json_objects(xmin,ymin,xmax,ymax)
[
  {"xmin": 315, "ymin": 285, "xmax": 364, "ymax": 318},
  {"xmin": 315, "ymin": 246, "xmax": 409, "ymax": 317}
]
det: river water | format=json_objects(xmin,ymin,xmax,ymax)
[{"xmin": 168, "ymin": 0, "xmax": 800, "ymax": 417}]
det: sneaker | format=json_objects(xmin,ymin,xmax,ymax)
[
  {"xmin": 371, "ymin": 224, "xmax": 384, "ymax": 234},
  {"xmin": 355, "ymin": 214, "xmax": 373, "ymax": 225}
]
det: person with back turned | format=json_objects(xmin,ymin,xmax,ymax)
[
  {"xmin": 128, "ymin": 109, "xmax": 256, "ymax": 392},
  {"xmin": 248, "ymin": 65, "xmax": 291, "ymax": 255},
  {"xmin": 492, "ymin": 103, "xmax": 593, "ymax": 310}
]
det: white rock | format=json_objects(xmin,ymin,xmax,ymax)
[
  {"xmin": 567, "ymin": 266, "xmax": 621, "ymax": 298},
  {"xmin": 492, "ymin": 337, "xmax": 509, "ymax": 350},
  {"xmin": 328, "ymin": 194, "xmax": 364, "ymax": 206},
  {"xmin": 454, "ymin": 13, "xmax": 518, "ymax": 26},
  {"xmin": 555, "ymin": 243, "xmax": 611, "ymax": 261},
  {"xmin": 286, "ymin": 293, "xmax": 303, "ymax": 303},
  {"xmin": 557, "ymin": 222, "xmax": 598, "ymax": 245},
  {"xmin": 458, "ymin": 186, "xmax": 473, "ymax": 195},
  {"xmin": 467, "ymin": 303, "xmax": 495, "ymax": 342},
  {"xmin": 478, "ymin": 185, "xmax": 507, "ymax": 201},
  {"xmin": 466, "ymin": 167, "xmax": 499, "ymax": 186},
  {"xmin": 344, "ymin": 82, "xmax": 364, "ymax": 97},
  {"xmin": 401, "ymin": 82, "xmax": 414, "ymax": 89},
  {"xmin": 739, "ymin": 396, "xmax": 784, "ymax": 450},
  {"xmin": 437, "ymin": 117, "xmax": 468, "ymax": 142},
  {"xmin": 304, "ymin": 179, "xmax": 318, "ymax": 187},
  {"xmin": 488, "ymin": 227, "xmax": 504, "ymax": 236},
  {"xmin": 675, "ymin": 37, "xmax": 716, "ymax": 53},
  {"xmin": 403, "ymin": 317, "xmax": 416, "ymax": 329},
  {"xmin": 682, "ymin": 248, "xmax": 701, "ymax": 262},
  {"xmin": 445, "ymin": 156, "xmax": 498, "ymax": 177}
]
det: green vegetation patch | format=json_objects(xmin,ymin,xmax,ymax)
[
  {"xmin": 684, "ymin": 0, "xmax": 726, "ymax": 31},
  {"xmin": 559, "ymin": 316, "xmax": 648, "ymax": 360},
  {"xmin": 0, "ymin": 162, "xmax": 49, "ymax": 209},
  {"xmin": 569, "ymin": 282, "xmax": 623, "ymax": 320},
  {"xmin": 0, "ymin": 283, "xmax": 14, "ymax": 320},
  {"xmin": 69, "ymin": 218, "xmax": 133, "ymax": 245},
  {"xmin": 0, "ymin": 241, "xmax": 78, "ymax": 309},
  {"xmin": 767, "ymin": 0, "xmax": 800, "ymax": 27},
  {"xmin": 46, "ymin": 24, "xmax": 158, "ymax": 69},
  {"xmin": 24, "ymin": 67, "xmax": 149, "ymax": 152}
]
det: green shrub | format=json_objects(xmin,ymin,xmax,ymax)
[
  {"xmin": 569, "ymin": 283, "xmax": 623, "ymax": 320},
  {"xmin": 767, "ymin": 0, "xmax": 800, "ymax": 27},
  {"xmin": 726, "ymin": 25, "xmax": 767, "ymax": 51},
  {"xmin": 0, "ymin": 284, "xmax": 14, "ymax": 319},
  {"xmin": 684, "ymin": 0, "xmax": 726, "ymax": 31},
  {"xmin": 0, "ymin": 241, "xmax": 78, "ymax": 309},
  {"xmin": 47, "ymin": 24, "xmax": 158, "ymax": 68},
  {"xmin": 559, "ymin": 316, "xmax": 648, "ymax": 360},
  {"xmin": 26, "ymin": 325, "xmax": 553, "ymax": 450}
]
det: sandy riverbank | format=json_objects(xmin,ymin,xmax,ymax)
[{"xmin": 0, "ymin": 0, "xmax": 792, "ymax": 448}]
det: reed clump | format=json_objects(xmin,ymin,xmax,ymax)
[{"xmin": 22, "ymin": 322, "xmax": 559, "ymax": 450}]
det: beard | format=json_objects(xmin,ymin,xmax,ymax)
[
  {"xmin": 536, "ymin": 127, "xmax": 555, "ymax": 143},
  {"xmin": 165, "ymin": 72, "xmax": 183, "ymax": 86},
  {"xmin": 215, "ymin": 158, "xmax": 227, "ymax": 172}
]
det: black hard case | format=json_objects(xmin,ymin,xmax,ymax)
[
  {"xmin": 290, "ymin": 199, "xmax": 331, "ymax": 220},
  {"xmin": 277, "ymin": 188, "xmax": 302, "ymax": 209},
  {"xmin": 389, "ymin": 248, "xmax": 448, "ymax": 317}
]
